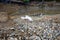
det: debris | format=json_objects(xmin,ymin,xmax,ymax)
[{"xmin": 21, "ymin": 15, "xmax": 33, "ymax": 21}]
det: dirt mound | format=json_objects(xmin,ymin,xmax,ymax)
[
  {"xmin": 35, "ymin": 14, "xmax": 60, "ymax": 23},
  {"xmin": 0, "ymin": 12, "xmax": 8, "ymax": 22}
]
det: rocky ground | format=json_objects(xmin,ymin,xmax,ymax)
[{"xmin": 0, "ymin": 3, "xmax": 60, "ymax": 40}]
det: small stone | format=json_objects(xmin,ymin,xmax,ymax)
[
  {"xmin": 29, "ymin": 35, "xmax": 41, "ymax": 40},
  {"xmin": 39, "ymin": 27, "xmax": 42, "ymax": 29}
]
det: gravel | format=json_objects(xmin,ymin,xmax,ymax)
[{"xmin": 12, "ymin": 15, "xmax": 60, "ymax": 40}]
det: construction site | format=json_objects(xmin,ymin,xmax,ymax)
[{"xmin": 0, "ymin": 0, "xmax": 60, "ymax": 40}]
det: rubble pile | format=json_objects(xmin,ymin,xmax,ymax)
[
  {"xmin": 0, "ymin": 2, "xmax": 60, "ymax": 40},
  {"xmin": 0, "ymin": 14, "xmax": 60, "ymax": 40},
  {"xmin": 12, "ymin": 15, "xmax": 60, "ymax": 40}
]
